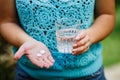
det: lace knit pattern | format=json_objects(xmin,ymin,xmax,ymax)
[{"xmin": 16, "ymin": 0, "xmax": 102, "ymax": 72}]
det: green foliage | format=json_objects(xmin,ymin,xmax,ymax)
[
  {"xmin": 0, "ymin": 37, "xmax": 16, "ymax": 80},
  {"xmin": 116, "ymin": 0, "xmax": 120, "ymax": 5},
  {"xmin": 116, "ymin": 0, "xmax": 120, "ymax": 8}
]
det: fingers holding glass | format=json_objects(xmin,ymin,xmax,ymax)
[{"xmin": 72, "ymin": 34, "xmax": 91, "ymax": 55}]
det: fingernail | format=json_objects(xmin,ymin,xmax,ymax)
[
  {"xmin": 13, "ymin": 56, "xmax": 18, "ymax": 60},
  {"xmin": 52, "ymin": 60, "xmax": 55, "ymax": 63},
  {"xmin": 46, "ymin": 66, "xmax": 50, "ymax": 69},
  {"xmin": 72, "ymin": 49, "xmax": 77, "ymax": 51},
  {"xmin": 73, "ymin": 44, "xmax": 77, "ymax": 47},
  {"xmin": 13, "ymin": 58, "xmax": 17, "ymax": 61},
  {"xmin": 75, "ymin": 36, "xmax": 79, "ymax": 40},
  {"xmin": 40, "ymin": 65, "xmax": 43, "ymax": 68}
]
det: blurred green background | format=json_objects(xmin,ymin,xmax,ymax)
[{"xmin": 0, "ymin": 1, "xmax": 120, "ymax": 80}]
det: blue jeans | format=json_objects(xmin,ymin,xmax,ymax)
[{"xmin": 15, "ymin": 64, "xmax": 106, "ymax": 80}]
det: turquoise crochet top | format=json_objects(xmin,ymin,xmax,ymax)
[{"xmin": 15, "ymin": 0, "xmax": 103, "ymax": 79}]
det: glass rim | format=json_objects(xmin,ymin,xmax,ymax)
[{"xmin": 55, "ymin": 18, "xmax": 81, "ymax": 27}]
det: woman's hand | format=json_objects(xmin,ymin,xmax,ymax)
[
  {"xmin": 14, "ymin": 39, "xmax": 55, "ymax": 68},
  {"xmin": 72, "ymin": 30, "xmax": 92, "ymax": 55}
]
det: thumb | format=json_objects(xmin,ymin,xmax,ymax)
[{"xmin": 14, "ymin": 46, "xmax": 25, "ymax": 60}]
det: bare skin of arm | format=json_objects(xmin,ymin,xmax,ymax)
[
  {"xmin": 0, "ymin": 0, "xmax": 31, "ymax": 47},
  {"xmin": 72, "ymin": 0, "xmax": 115, "ymax": 54},
  {"xmin": 0, "ymin": 0, "xmax": 54, "ymax": 68}
]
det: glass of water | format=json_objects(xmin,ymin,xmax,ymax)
[{"xmin": 55, "ymin": 18, "xmax": 81, "ymax": 54}]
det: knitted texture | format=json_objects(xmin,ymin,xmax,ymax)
[{"xmin": 16, "ymin": 0, "xmax": 103, "ymax": 78}]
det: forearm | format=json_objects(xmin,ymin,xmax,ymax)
[
  {"xmin": 86, "ymin": 14, "xmax": 115, "ymax": 44},
  {"xmin": 0, "ymin": 22, "xmax": 32, "ymax": 47}
]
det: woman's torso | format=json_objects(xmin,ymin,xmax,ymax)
[{"xmin": 15, "ymin": 0, "xmax": 103, "ymax": 79}]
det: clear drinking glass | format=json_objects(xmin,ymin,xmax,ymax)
[{"xmin": 55, "ymin": 18, "xmax": 81, "ymax": 54}]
